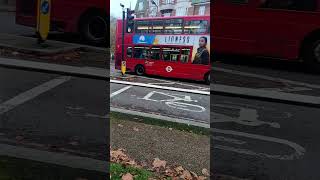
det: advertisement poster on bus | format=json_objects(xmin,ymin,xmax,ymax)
[{"xmin": 133, "ymin": 34, "xmax": 210, "ymax": 65}]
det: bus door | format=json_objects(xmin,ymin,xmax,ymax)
[
  {"xmin": 146, "ymin": 46, "xmax": 162, "ymax": 75},
  {"xmin": 160, "ymin": 47, "xmax": 182, "ymax": 78}
]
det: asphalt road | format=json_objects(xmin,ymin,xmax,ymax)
[
  {"xmin": 111, "ymin": 82, "xmax": 210, "ymax": 125},
  {"xmin": 212, "ymin": 55, "xmax": 320, "ymax": 180},
  {"xmin": 0, "ymin": 67, "xmax": 108, "ymax": 160}
]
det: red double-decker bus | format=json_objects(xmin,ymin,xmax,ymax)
[
  {"xmin": 115, "ymin": 16, "xmax": 211, "ymax": 84},
  {"xmin": 15, "ymin": 0, "xmax": 108, "ymax": 44},
  {"xmin": 213, "ymin": 0, "xmax": 320, "ymax": 70}
]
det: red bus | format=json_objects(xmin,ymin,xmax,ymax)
[
  {"xmin": 15, "ymin": 0, "xmax": 108, "ymax": 44},
  {"xmin": 213, "ymin": 0, "xmax": 320, "ymax": 69},
  {"xmin": 115, "ymin": 16, "xmax": 211, "ymax": 84}
]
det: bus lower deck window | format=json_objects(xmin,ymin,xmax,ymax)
[
  {"xmin": 162, "ymin": 47, "xmax": 180, "ymax": 62},
  {"xmin": 181, "ymin": 48, "xmax": 191, "ymax": 63},
  {"xmin": 133, "ymin": 47, "xmax": 148, "ymax": 59}
]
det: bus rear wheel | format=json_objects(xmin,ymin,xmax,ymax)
[
  {"xmin": 80, "ymin": 12, "xmax": 107, "ymax": 45},
  {"xmin": 303, "ymin": 39, "xmax": 320, "ymax": 72},
  {"xmin": 135, "ymin": 65, "xmax": 145, "ymax": 76}
]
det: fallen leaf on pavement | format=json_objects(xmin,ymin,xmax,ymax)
[
  {"xmin": 152, "ymin": 158, "xmax": 166, "ymax": 169},
  {"xmin": 118, "ymin": 124, "xmax": 124, "ymax": 127},
  {"xmin": 133, "ymin": 127, "xmax": 139, "ymax": 132},
  {"xmin": 201, "ymin": 168, "xmax": 210, "ymax": 176},
  {"xmin": 122, "ymin": 173, "xmax": 133, "ymax": 180},
  {"xmin": 180, "ymin": 170, "xmax": 193, "ymax": 180}
]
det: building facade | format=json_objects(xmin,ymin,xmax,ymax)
[{"xmin": 134, "ymin": 0, "xmax": 210, "ymax": 17}]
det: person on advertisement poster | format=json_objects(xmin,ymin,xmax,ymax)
[{"xmin": 193, "ymin": 36, "xmax": 209, "ymax": 65}]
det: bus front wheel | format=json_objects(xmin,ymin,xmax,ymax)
[
  {"xmin": 79, "ymin": 11, "xmax": 107, "ymax": 45},
  {"xmin": 135, "ymin": 65, "xmax": 145, "ymax": 76},
  {"xmin": 303, "ymin": 39, "xmax": 320, "ymax": 72}
]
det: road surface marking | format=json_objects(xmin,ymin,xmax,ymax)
[
  {"xmin": 110, "ymin": 86, "xmax": 132, "ymax": 98},
  {"xmin": 111, "ymin": 107, "xmax": 209, "ymax": 128},
  {"xmin": 213, "ymin": 67, "xmax": 320, "ymax": 90},
  {"xmin": 139, "ymin": 91, "xmax": 206, "ymax": 113},
  {"xmin": 111, "ymin": 79, "xmax": 210, "ymax": 95},
  {"xmin": 0, "ymin": 76, "xmax": 71, "ymax": 115},
  {"xmin": 212, "ymin": 128, "xmax": 306, "ymax": 160}
]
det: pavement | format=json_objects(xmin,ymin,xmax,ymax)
[{"xmin": 212, "ymin": 57, "xmax": 320, "ymax": 179}]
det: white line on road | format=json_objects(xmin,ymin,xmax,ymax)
[
  {"xmin": 111, "ymin": 107, "xmax": 210, "ymax": 128},
  {"xmin": 111, "ymin": 79, "xmax": 210, "ymax": 95},
  {"xmin": 110, "ymin": 86, "xmax": 132, "ymax": 98},
  {"xmin": 0, "ymin": 76, "xmax": 71, "ymax": 114},
  {"xmin": 213, "ymin": 67, "xmax": 320, "ymax": 89}
]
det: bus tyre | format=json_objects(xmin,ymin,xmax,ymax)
[
  {"xmin": 205, "ymin": 73, "xmax": 210, "ymax": 85},
  {"xmin": 135, "ymin": 65, "xmax": 145, "ymax": 76},
  {"xmin": 80, "ymin": 12, "xmax": 107, "ymax": 45},
  {"xmin": 303, "ymin": 39, "xmax": 320, "ymax": 72}
]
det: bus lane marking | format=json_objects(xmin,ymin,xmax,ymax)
[
  {"xmin": 110, "ymin": 86, "xmax": 132, "ymax": 98},
  {"xmin": 138, "ymin": 91, "xmax": 206, "ymax": 113},
  {"xmin": 212, "ymin": 128, "xmax": 306, "ymax": 160}
]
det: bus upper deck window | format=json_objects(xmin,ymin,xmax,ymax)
[
  {"xmin": 152, "ymin": 20, "xmax": 164, "ymax": 34},
  {"xmin": 135, "ymin": 21, "xmax": 150, "ymax": 33},
  {"xmin": 164, "ymin": 19, "xmax": 183, "ymax": 34},
  {"xmin": 184, "ymin": 20, "xmax": 208, "ymax": 34}
]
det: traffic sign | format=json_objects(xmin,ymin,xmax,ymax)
[{"xmin": 37, "ymin": 0, "xmax": 51, "ymax": 42}]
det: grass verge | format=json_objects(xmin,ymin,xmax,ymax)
[
  {"xmin": 110, "ymin": 163, "xmax": 154, "ymax": 180},
  {"xmin": 110, "ymin": 111, "xmax": 210, "ymax": 136}
]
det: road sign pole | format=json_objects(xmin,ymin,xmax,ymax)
[
  {"xmin": 37, "ymin": 0, "xmax": 51, "ymax": 44},
  {"xmin": 121, "ymin": 8, "xmax": 126, "ymax": 76}
]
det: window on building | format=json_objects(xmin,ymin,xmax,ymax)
[
  {"xmin": 138, "ymin": 2, "xmax": 144, "ymax": 11},
  {"xmin": 184, "ymin": 20, "xmax": 208, "ymax": 34},
  {"xmin": 176, "ymin": 7, "xmax": 187, "ymax": 16},
  {"xmin": 180, "ymin": 48, "xmax": 191, "ymax": 63},
  {"xmin": 199, "ymin": 6, "xmax": 205, "ymax": 15},
  {"xmin": 133, "ymin": 46, "xmax": 148, "ymax": 59},
  {"xmin": 164, "ymin": 19, "xmax": 183, "ymax": 34},
  {"xmin": 162, "ymin": 47, "xmax": 180, "ymax": 62},
  {"xmin": 165, "ymin": 0, "xmax": 173, "ymax": 4},
  {"xmin": 127, "ymin": 47, "xmax": 133, "ymax": 58},
  {"xmin": 150, "ymin": 46, "xmax": 161, "ymax": 60},
  {"xmin": 261, "ymin": 0, "xmax": 317, "ymax": 11}
]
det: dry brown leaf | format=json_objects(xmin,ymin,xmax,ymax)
[
  {"xmin": 133, "ymin": 127, "xmax": 139, "ymax": 132},
  {"xmin": 118, "ymin": 124, "xmax": 124, "ymax": 127},
  {"xmin": 201, "ymin": 168, "xmax": 210, "ymax": 176},
  {"xmin": 180, "ymin": 170, "xmax": 193, "ymax": 180},
  {"xmin": 152, "ymin": 158, "xmax": 166, "ymax": 169},
  {"xmin": 122, "ymin": 173, "xmax": 133, "ymax": 180},
  {"xmin": 174, "ymin": 166, "xmax": 184, "ymax": 173}
]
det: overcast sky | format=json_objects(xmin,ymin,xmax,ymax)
[{"xmin": 110, "ymin": 0, "xmax": 138, "ymax": 18}]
